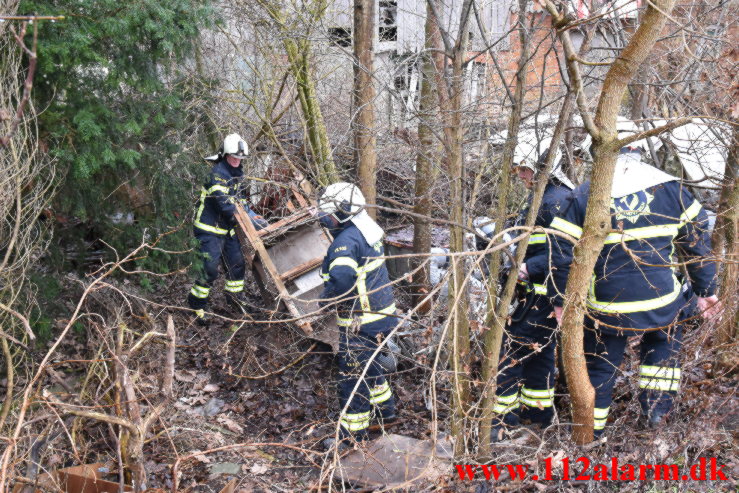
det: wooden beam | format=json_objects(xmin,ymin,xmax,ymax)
[{"xmin": 280, "ymin": 258, "xmax": 322, "ymax": 282}]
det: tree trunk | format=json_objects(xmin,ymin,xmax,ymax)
[
  {"xmin": 284, "ymin": 38, "xmax": 338, "ymax": 185},
  {"xmin": 447, "ymin": 45, "xmax": 471, "ymax": 457},
  {"xmin": 411, "ymin": 0, "xmax": 443, "ymax": 306},
  {"xmin": 713, "ymin": 123, "xmax": 739, "ymax": 371},
  {"xmin": 431, "ymin": 0, "xmax": 474, "ymax": 456},
  {"xmin": 353, "ymin": 0, "xmax": 377, "ymax": 217},
  {"xmin": 555, "ymin": 0, "xmax": 678, "ymax": 444},
  {"xmin": 478, "ymin": 0, "xmax": 531, "ymax": 455}
]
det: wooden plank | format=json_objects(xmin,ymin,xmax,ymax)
[
  {"xmin": 280, "ymin": 258, "xmax": 323, "ymax": 282},
  {"xmin": 257, "ymin": 211, "xmax": 312, "ymax": 238},
  {"xmin": 234, "ymin": 207, "xmax": 314, "ymax": 335},
  {"xmin": 291, "ymin": 184, "xmax": 309, "ymax": 207}
]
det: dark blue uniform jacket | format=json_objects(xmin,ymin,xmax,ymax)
[
  {"xmin": 549, "ymin": 180, "xmax": 716, "ymax": 333},
  {"xmin": 519, "ymin": 182, "xmax": 572, "ymax": 294},
  {"xmin": 194, "ymin": 159, "xmax": 251, "ymax": 235},
  {"xmin": 320, "ymin": 223, "xmax": 396, "ymax": 335}
]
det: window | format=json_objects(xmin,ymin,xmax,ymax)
[
  {"xmin": 379, "ymin": 0, "xmax": 398, "ymax": 42},
  {"xmin": 466, "ymin": 61, "xmax": 487, "ymax": 101},
  {"xmin": 328, "ymin": 27, "xmax": 352, "ymax": 47},
  {"xmin": 388, "ymin": 53, "xmax": 420, "ymax": 126}
]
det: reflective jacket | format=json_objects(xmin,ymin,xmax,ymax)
[
  {"xmin": 194, "ymin": 159, "xmax": 250, "ymax": 236},
  {"xmin": 517, "ymin": 182, "xmax": 572, "ymax": 297},
  {"xmin": 320, "ymin": 222, "xmax": 396, "ymax": 335},
  {"xmin": 549, "ymin": 179, "xmax": 716, "ymax": 334}
]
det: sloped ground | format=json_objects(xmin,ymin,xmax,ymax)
[{"xmin": 8, "ymin": 274, "xmax": 737, "ymax": 492}]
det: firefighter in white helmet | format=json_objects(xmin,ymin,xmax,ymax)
[
  {"xmin": 549, "ymin": 118, "xmax": 720, "ymax": 435},
  {"xmin": 187, "ymin": 133, "xmax": 268, "ymax": 325},
  {"xmin": 317, "ymin": 182, "xmax": 398, "ymax": 446},
  {"xmin": 490, "ymin": 141, "xmax": 574, "ymax": 441}
]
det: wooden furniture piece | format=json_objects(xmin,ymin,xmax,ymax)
[{"xmin": 233, "ymin": 181, "xmax": 338, "ymax": 350}]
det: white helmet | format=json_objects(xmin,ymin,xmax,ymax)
[
  {"xmin": 513, "ymin": 137, "xmax": 575, "ymax": 189},
  {"xmin": 318, "ymin": 182, "xmax": 366, "ymax": 222},
  {"xmin": 222, "ymin": 133, "xmax": 249, "ymax": 159}
]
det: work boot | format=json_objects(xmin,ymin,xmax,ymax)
[
  {"xmin": 491, "ymin": 413, "xmax": 520, "ymax": 443},
  {"xmin": 194, "ymin": 308, "xmax": 210, "ymax": 326},
  {"xmin": 225, "ymin": 291, "xmax": 251, "ymax": 315},
  {"xmin": 323, "ymin": 428, "xmax": 369, "ymax": 453},
  {"xmin": 643, "ymin": 408, "xmax": 670, "ymax": 430},
  {"xmin": 377, "ymin": 402, "xmax": 398, "ymax": 424},
  {"xmin": 369, "ymin": 408, "xmax": 399, "ymax": 433}
]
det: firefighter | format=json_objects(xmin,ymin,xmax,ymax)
[
  {"xmin": 187, "ymin": 133, "xmax": 269, "ymax": 325},
  {"xmin": 490, "ymin": 142, "xmax": 575, "ymax": 440},
  {"xmin": 317, "ymin": 182, "xmax": 397, "ymax": 447},
  {"xmin": 549, "ymin": 121, "xmax": 720, "ymax": 436}
]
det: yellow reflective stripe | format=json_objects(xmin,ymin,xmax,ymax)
[
  {"xmin": 206, "ymin": 184, "xmax": 230, "ymax": 194},
  {"xmin": 224, "ymin": 281, "xmax": 244, "ymax": 293},
  {"xmin": 320, "ymin": 270, "xmax": 330, "ymax": 281},
  {"xmin": 190, "ymin": 286, "xmax": 210, "ymax": 298},
  {"xmin": 519, "ymin": 281, "xmax": 547, "ymax": 295},
  {"xmin": 521, "ymin": 387, "xmax": 554, "ymax": 399},
  {"xmin": 194, "ymin": 188, "xmax": 207, "ymax": 228},
  {"xmin": 340, "ymin": 420, "xmax": 369, "ymax": 431},
  {"xmin": 195, "ymin": 309, "xmax": 206, "ymax": 319},
  {"xmin": 340, "ymin": 411, "xmax": 370, "ymax": 431},
  {"xmin": 529, "ymin": 233, "xmax": 547, "ymax": 244},
  {"xmin": 550, "ymin": 217, "xmax": 583, "ymax": 239},
  {"xmin": 640, "ymin": 366, "xmax": 681, "ymax": 380},
  {"xmin": 493, "ymin": 394, "xmax": 519, "ymax": 414},
  {"xmin": 587, "ymin": 277, "xmax": 681, "ymax": 314},
  {"xmin": 594, "ymin": 407, "xmax": 610, "ymax": 419},
  {"xmin": 369, "ymin": 384, "xmax": 392, "ymax": 404},
  {"xmin": 229, "ymin": 229, "xmax": 236, "ymax": 237},
  {"xmin": 357, "ymin": 258, "xmax": 385, "ymax": 274},
  {"xmin": 679, "ymin": 200, "xmax": 702, "ymax": 225},
  {"xmin": 370, "ymin": 390, "xmax": 392, "ymax": 404},
  {"xmin": 340, "ymin": 419, "xmax": 369, "ymax": 431},
  {"xmin": 639, "ymin": 379, "xmax": 679, "ymax": 391},
  {"xmin": 360, "ymin": 303, "xmax": 396, "ymax": 324},
  {"xmin": 329, "ymin": 256, "xmax": 359, "ymax": 271},
  {"xmin": 604, "ymin": 224, "xmax": 679, "ymax": 244},
  {"xmin": 493, "ymin": 402, "xmax": 519, "ymax": 414},
  {"xmin": 594, "ymin": 407, "xmax": 609, "ymax": 430},
  {"xmin": 357, "ymin": 272, "xmax": 371, "ymax": 313},
  {"xmin": 342, "ymin": 411, "xmax": 371, "ymax": 422},
  {"xmin": 496, "ymin": 392, "xmax": 519, "ymax": 405},
  {"xmin": 336, "ymin": 304, "xmax": 397, "ymax": 327},
  {"xmin": 370, "ymin": 382, "xmax": 390, "ymax": 396},
  {"xmin": 194, "ymin": 221, "xmax": 229, "ymax": 235},
  {"xmin": 519, "ymin": 396, "xmax": 553, "ymax": 408}
]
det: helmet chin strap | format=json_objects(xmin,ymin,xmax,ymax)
[{"xmin": 318, "ymin": 211, "xmax": 341, "ymax": 231}]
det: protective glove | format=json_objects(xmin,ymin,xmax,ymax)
[
  {"xmin": 517, "ymin": 263, "xmax": 529, "ymax": 281},
  {"xmin": 247, "ymin": 208, "xmax": 269, "ymax": 230},
  {"xmin": 697, "ymin": 295, "xmax": 721, "ymax": 320}
]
